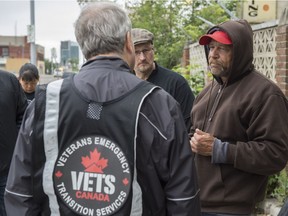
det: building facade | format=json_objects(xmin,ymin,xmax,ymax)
[
  {"xmin": 0, "ymin": 35, "xmax": 45, "ymax": 74},
  {"xmin": 60, "ymin": 40, "xmax": 79, "ymax": 70}
]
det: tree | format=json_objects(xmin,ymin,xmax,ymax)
[
  {"xmin": 182, "ymin": 0, "xmax": 238, "ymax": 43},
  {"xmin": 128, "ymin": 0, "xmax": 238, "ymax": 69},
  {"xmin": 128, "ymin": 0, "xmax": 188, "ymax": 69},
  {"xmin": 68, "ymin": 58, "xmax": 79, "ymax": 72},
  {"xmin": 44, "ymin": 59, "xmax": 58, "ymax": 74},
  {"xmin": 75, "ymin": 0, "xmax": 238, "ymax": 69}
]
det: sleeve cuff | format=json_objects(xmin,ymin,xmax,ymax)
[{"xmin": 211, "ymin": 138, "xmax": 229, "ymax": 164}]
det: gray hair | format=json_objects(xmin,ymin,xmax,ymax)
[{"xmin": 74, "ymin": 2, "xmax": 132, "ymax": 60}]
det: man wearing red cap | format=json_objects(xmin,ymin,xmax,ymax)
[{"xmin": 190, "ymin": 19, "xmax": 288, "ymax": 215}]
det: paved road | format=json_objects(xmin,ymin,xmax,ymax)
[
  {"xmin": 39, "ymin": 74, "xmax": 60, "ymax": 84},
  {"xmin": 12, "ymin": 72, "xmax": 59, "ymax": 85}
]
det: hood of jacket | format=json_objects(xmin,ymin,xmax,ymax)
[{"xmin": 203, "ymin": 19, "xmax": 254, "ymax": 85}]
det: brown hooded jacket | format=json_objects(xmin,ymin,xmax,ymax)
[{"xmin": 191, "ymin": 19, "xmax": 288, "ymax": 214}]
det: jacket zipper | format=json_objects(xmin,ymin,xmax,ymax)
[{"xmin": 205, "ymin": 86, "xmax": 223, "ymax": 130}]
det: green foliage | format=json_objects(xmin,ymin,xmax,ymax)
[
  {"xmin": 189, "ymin": 71, "xmax": 206, "ymax": 96},
  {"xmin": 128, "ymin": 0, "xmax": 238, "ymax": 69},
  {"xmin": 267, "ymin": 169, "xmax": 288, "ymax": 204},
  {"xmin": 182, "ymin": 0, "xmax": 237, "ymax": 43},
  {"xmin": 129, "ymin": 0, "xmax": 187, "ymax": 69},
  {"xmin": 68, "ymin": 58, "xmax": 79, "ymax": 72},
  {"xmin": 44, "ymin": 59, "xmax": 58, "ymax": 74},
  {"xmin": 76, "ymin": 0, "xmax": 238, "ymax": 70},
  {"xmin": 172, "ymin": 64, "xmax": 205, "ymax": 96}
]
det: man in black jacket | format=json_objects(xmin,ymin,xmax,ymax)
[
  {"xmin": 0, "ymin": 70, "xmax": 27, "ymax": 216},
  {"xmin": 131, "ymin": 28, "xmax": 195, "ymax": 131},
  {"xmin": 5, "ymin": 2, "xmax": 200, "ymax": 215}
]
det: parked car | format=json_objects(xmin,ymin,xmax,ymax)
[{"xmin": 53, "ymin": 69, "xmax": 63, "ymax": 77}]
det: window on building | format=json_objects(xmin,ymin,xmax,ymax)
[{"xmin": 2, "ymin": 48, "xmax": 9, "ymax": 57}]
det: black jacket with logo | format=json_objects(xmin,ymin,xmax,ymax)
[{"xmin": 5, "ymin": 57, "xmax": 200, "ymax": 215}]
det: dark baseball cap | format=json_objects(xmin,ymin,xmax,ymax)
[
  {"xmin": 199, "ymin": 31, "xmax": 232, "ymax": 45},
  {"xmin": 19, "ymin": 63, "xmax": 39, "ymax": 78},
  {"xmin": 131, "ymin": 28, "xmax": 154, "ymax": 45}
]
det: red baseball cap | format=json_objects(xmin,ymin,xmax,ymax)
[{"xmin": 199, "ymin": 31, "xmax": 232, "ymax": 45}]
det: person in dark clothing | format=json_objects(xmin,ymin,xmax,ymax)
[
  {"xmin": 4, "ymin": 2, "xmax": 200, "ymax": 216},
  {"xmin": 131, "ymin": 28, "xmax": 195, "ymax": 131},
  {"xmin": 0, "ymin": 70, "xmax": 27, "ymax": 216},
  {"xmin": 18, "ymin": 63, "xmax": 39, "ymax": 104},
  {"xmin": 190, "ymin": 19, "xmax": 288, "ymax": 216}
]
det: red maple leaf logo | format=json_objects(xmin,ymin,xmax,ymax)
[
  {"xmin": 122, "ymin": 178, "xmax": 129, "ymax": 186},
  {"xmin": 81, "ymin": 148, "xmax": 108, "ymax": 173},
  {"xmin": 55, "ymin": 170, "xmax": 63, "ymax": 178}
]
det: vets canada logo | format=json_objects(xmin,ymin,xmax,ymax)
[{"xmin": 54, "ymin": 135, "xmax": 131, "ymax": 216}]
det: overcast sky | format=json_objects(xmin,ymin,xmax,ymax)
[{"xmin": 0, "ymin": 0, "xmax": 83, "ymax": 62}]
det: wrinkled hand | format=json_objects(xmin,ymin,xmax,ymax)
[{"xmin": 190, "ymin": 129, "xmax": 215, "ymax": 156}]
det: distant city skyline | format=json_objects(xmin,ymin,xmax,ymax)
[
  {"xmin": 60, "ymin": 40, "xmax": 79, "ymax": 66},
  {"xmin": 0, "ymin": 0, "xmax": 129, "ymax": 64},
  {"xmin": 0, "ymin": 0, "xmax": 82, "ymax": 63}
]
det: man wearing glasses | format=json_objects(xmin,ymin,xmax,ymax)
[{"xmin": 132, "ymin": 28, "xmax": 195, "ymax": 131}]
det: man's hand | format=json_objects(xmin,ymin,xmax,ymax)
[{"xmin": 190, "ymin": 129, "xmax": 215, "ymax": 156}]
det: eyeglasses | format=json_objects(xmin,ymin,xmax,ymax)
[{"xmin": 135, "ymin": 47, "xmax": 153, "ymax": 56}]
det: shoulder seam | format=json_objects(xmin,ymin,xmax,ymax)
[{"xmin": 139, "ymin": 112, "xmax": 167, "ymax": 140}]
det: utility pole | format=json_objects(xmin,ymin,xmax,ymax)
[
  {"xmin": 30, "ymin": 0, "xmax": 36, "ymax": 65},
  {"xmin": 51, "ymin": 47, "xmax": 57, "ymax": 74}
]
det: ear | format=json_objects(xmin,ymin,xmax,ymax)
[
  {"xmin": 125, "ymin": 31, "xmax": 134, "ymax": 54},
  {"xmin": 122, "ymin": 31, "xmax": 136, "ymax": 70}
]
